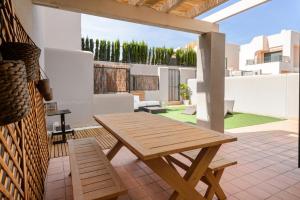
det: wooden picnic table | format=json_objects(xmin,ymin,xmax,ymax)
[{"xmin": 94, "ymin": 112, "xmax": 237, "ymax": 200}]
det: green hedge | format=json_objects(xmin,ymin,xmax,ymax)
[{"xmin": 81, "ymin": 37, "xmax": 196, "ymax": 66}]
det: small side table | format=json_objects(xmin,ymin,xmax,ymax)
[{"xmin": 47, "ymin": 109, "xmax": 74, "ymax": 144}]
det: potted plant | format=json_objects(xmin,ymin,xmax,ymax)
[{"xmin": 180, "ymin": 83, "xmax": 192, "ymax": 106}]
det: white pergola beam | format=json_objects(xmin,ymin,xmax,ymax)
[
  {"xmin": 202, "ymin": 0, "xmax": 270, "ymax": 23},
  {"xmin": 32, "ymin": 0, "xmax": 218, "ymax": 34}
]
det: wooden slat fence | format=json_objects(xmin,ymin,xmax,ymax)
[
  {"xmin": 94, "ymin": 63, "xmax": 130, "ymax": 94},
  {"xmin": 0, "ymin": 0, "xmax": 49, "ymax": 199},
  {"xmin": 130, "ymin": 75, "xmax": 159, "ymax": 91}
]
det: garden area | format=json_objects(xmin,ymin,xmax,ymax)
[{"xmin": 158, "ymin": 105, "xmax": 283, "ymax": 130}]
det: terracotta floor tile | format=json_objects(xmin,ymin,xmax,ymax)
[
  {"xmin": 46, "ymin": 179, "xmax": 65, "ymax": 191},
  {"xmin": 230, "ymin": 177, "xmax": 254, "ymax": 190},
  {"xmin": 285, "ymin": 185, "xmax": 300, "ymax": 198},
  {"xmin": 266, "ymin": 177, "xmax": 291, "ymax": 190},
  {"xmin": 234, "ymin": 191, "xmax": 261, "ymax": 200},
  {"xmin": 47, "ymin": 172, "xmax": 65, "ymax": 182},
  {"xmin": 273, "ymin": 190, "xmax": 300, "ymax": 200},
  {"xmin": 245, "ymin": 186, "xmax": 271, "ymax": 199},
  {"xmin": 256, "ymin": 182, "xmax": 281, "ymax": 195},
  {"xmin": 44, "ymin": 122, "xmax": 300, "ymax": 200},
  {"xmin": 222, "ymin": 182, "xmax": 242, "ymax": 195}
]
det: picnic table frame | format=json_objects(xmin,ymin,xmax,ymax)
[{"xmin": 94, "ymin": 112, "xmax": 237, "ymax": 200}]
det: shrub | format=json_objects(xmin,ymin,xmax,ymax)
[
  {"xmin": 95, "ymin": 39, "xmax": 99, "ymax": 60},
  {"xmin": 89, "ymin": 38, "xmax": 94, "ymax": 53},
  {"xmin": 84, "ymin": 37, "xmax": 196, "ymax": 65},
  {"xmin": 99, "ymin": 40, "xmax": 106, "ymax": 61},
  {"xmin": 81, "ymin": 37, "xmax": 85, "ymax": 50},
  {"xmin": 85, "ymin": 37, "xmax": 90, "ymax": 51},
  {"xmin": 111, "ymin": 42, "xmax": 115, "ymax": 62},
  {"xmin": 106, "ymin": 41, "xmax": 111, "ymax": 61},
  {"xmin": 114, "ymin": 40, "xmax": 120, "ymax": 62},
  {"xmin": 179, "ymin": 83, "xmax": 192, "ymax": 100}
]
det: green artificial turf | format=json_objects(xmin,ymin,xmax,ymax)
[{"xmin": 158, "ymin": 106, "xmax": 283, "ymax": 130}]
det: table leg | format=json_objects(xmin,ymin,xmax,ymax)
[
  {"xmin": 144, "ymin": 157, "xmax": 205, "ymax": 200},
  {"xmin": 52, "ymin": 113, "xmax": 67, "ymax": 144},
  {"xmin": 169, "ymin": 145, "xmax": 220, "ymax": 200},
  {"xmin": 204, "ymin": 169, "xmax": 225, "ymax": 200},
  {"xmin": 106, "ymin": 141, "xmax": 123, "ymax": 161},
  {"xmin": 61, "ymin": 113, "xmax": 66, "ymax": 142}
]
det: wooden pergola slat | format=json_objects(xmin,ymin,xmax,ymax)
[{"xmin": 155, "ymin": 0, "xmax": 183, "ymax": 13}]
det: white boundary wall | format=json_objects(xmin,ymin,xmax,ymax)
[{"xmin": 189, "ymin": 73, "xmax": 299, "ymax": 119}]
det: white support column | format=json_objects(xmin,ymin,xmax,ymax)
[{"xmin": 196, "ymin": 32, "xmax": 225, "ymax": 132}]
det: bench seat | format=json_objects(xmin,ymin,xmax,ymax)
[
  {"xmin": 180, "ymin": 150, "xmax": 237, "ymax": 171},
  {"xmin": 68, "ymin": 138, "xmax": 127, "ymax": 200}
]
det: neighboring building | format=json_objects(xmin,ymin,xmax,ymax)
[
  {"xmin": 185, "ymin": 41, "xmax": 240, "ymax": 71},
  {"xmin": 187, "ymin": 30, "xmax": 300, "ymax": 75},
  {"xmin": 225, "ymin": 43, "xmax": 240, "ymax": 71},
  {"xmin": 239, "ymin": 30, "xmax": 300, "ymax": 74}
]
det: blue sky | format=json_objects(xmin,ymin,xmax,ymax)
[{"xmin": 81, "ymin": 0, "xmax": 300, "ymax": 48}]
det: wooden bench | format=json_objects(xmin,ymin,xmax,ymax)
[
  {"xmin": 68, "ymin": 138, "xmax": 127, "ymax": 200},
  {"xmin": 179, "ymin": 150, "xmax": 237, "ymax": 200}
]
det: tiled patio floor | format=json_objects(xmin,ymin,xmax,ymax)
[{"xmin": 44, "ymin": 120, "xmax": 300, "ymax": 200}]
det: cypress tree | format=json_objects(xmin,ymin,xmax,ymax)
[
  {"xmin": 115, "ymin": 40, "xmax": 120, "ymax": 62},
  {"xmin": 85, "ymin": 37, "xmax": 90, "ymax": 51},
  {"xmin": 103, "ymin": 40, "xmax": 107, "ymax": 61},
  {"xmin": 89, "ymin": 38, "xmax": 94, "ymax": 53},
  {"xmin": 106, "ymin": 41, "xmax": 111, "ymax": 61},
  {"xmin": 99, "ymin": 40, "xmax": 106, "ymax": 61},
  {"xmin": 122, "ymin": 42, "xmax": 129, "ymax": 63},
  {"xmin": 148, "ymin": 48, "xmax": 151, "ymax": 64},
  {"xmin": 151, "ymin": 48, "xmax": 155, "ymax": 65},
  {"xmin": 81, "ymin": 37, "xmax": 85, "ymax": 50},
  {"xmin": 111, "ymin": 43, "xmax": 115, "ymax": 62},
  {"xmin": 155, "ymin": 48, "xmax": 160, "ymax": 65},
  {"xmin": 95, "ymin": 39, "xmax": 99, "ymax": 60},
  {"xmin": 166, "ymin": 48, "xmax": 174, "ymax": 65}
]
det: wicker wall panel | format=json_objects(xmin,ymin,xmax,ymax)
[{"xmin": 0, "ymin": 0, "xmax": 49, "ymax": 199}]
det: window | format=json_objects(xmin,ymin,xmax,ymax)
[{"xmin": 264, "ymin": 51, "xmax": 283, "ymax": 63}]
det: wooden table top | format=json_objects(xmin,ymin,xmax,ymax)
[
  {"xmin": 94, "ymin": 112, "xmax": 237, "ymax": 160},
  {"xmin": 47, "ymin": 109, "xmax": 71, "ymax": 116}
]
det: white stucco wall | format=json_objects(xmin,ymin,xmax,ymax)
[
  {"xmin": 32, "ymin": 5, "xmax": 81, "ymax": 68},
  {"xmin": 13, "ymin": 0, "xmax": 33, "ymax": 38},
  {"xmin": 45, "ymin": 48, "xmax": 94, "ymax": 127},
  {"xmin": 34, "ymin": 6, "xmax": 81, "ymax": 51},
  {"xmin": 225, "ymin": 74, "xmax": 299, "ymax": 119},
  {"xmin": 93, "ymin": 94, "xmax": 134, "ymax": 115},
  {"xmin": 179, "ymin": 68, "xmax": 196, "ymax": 84},
  {"xmin": 188, "ymin": 73, "xmax": 299, "ymax": 119},
  {"xmin": 225, "ymin": 43, "xmax": 240, "ymax": 71},
  {"xmin": 187, "ymin": 79, "xmax": 197, "ymax": 105},
  {"xmin": 12, "ymin": 2, "xmax": 81, "ymax": 68},
  {"xmin": 130, "ymin": 64, "xmax": 160, "ymax": 76},
  {"xmin": 158, "ymin": 67, "xmax": 169, "ymax": 103},
  {"xmin": 241, "ymin": 62, "xmax": 293, "ymax": 74}
]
